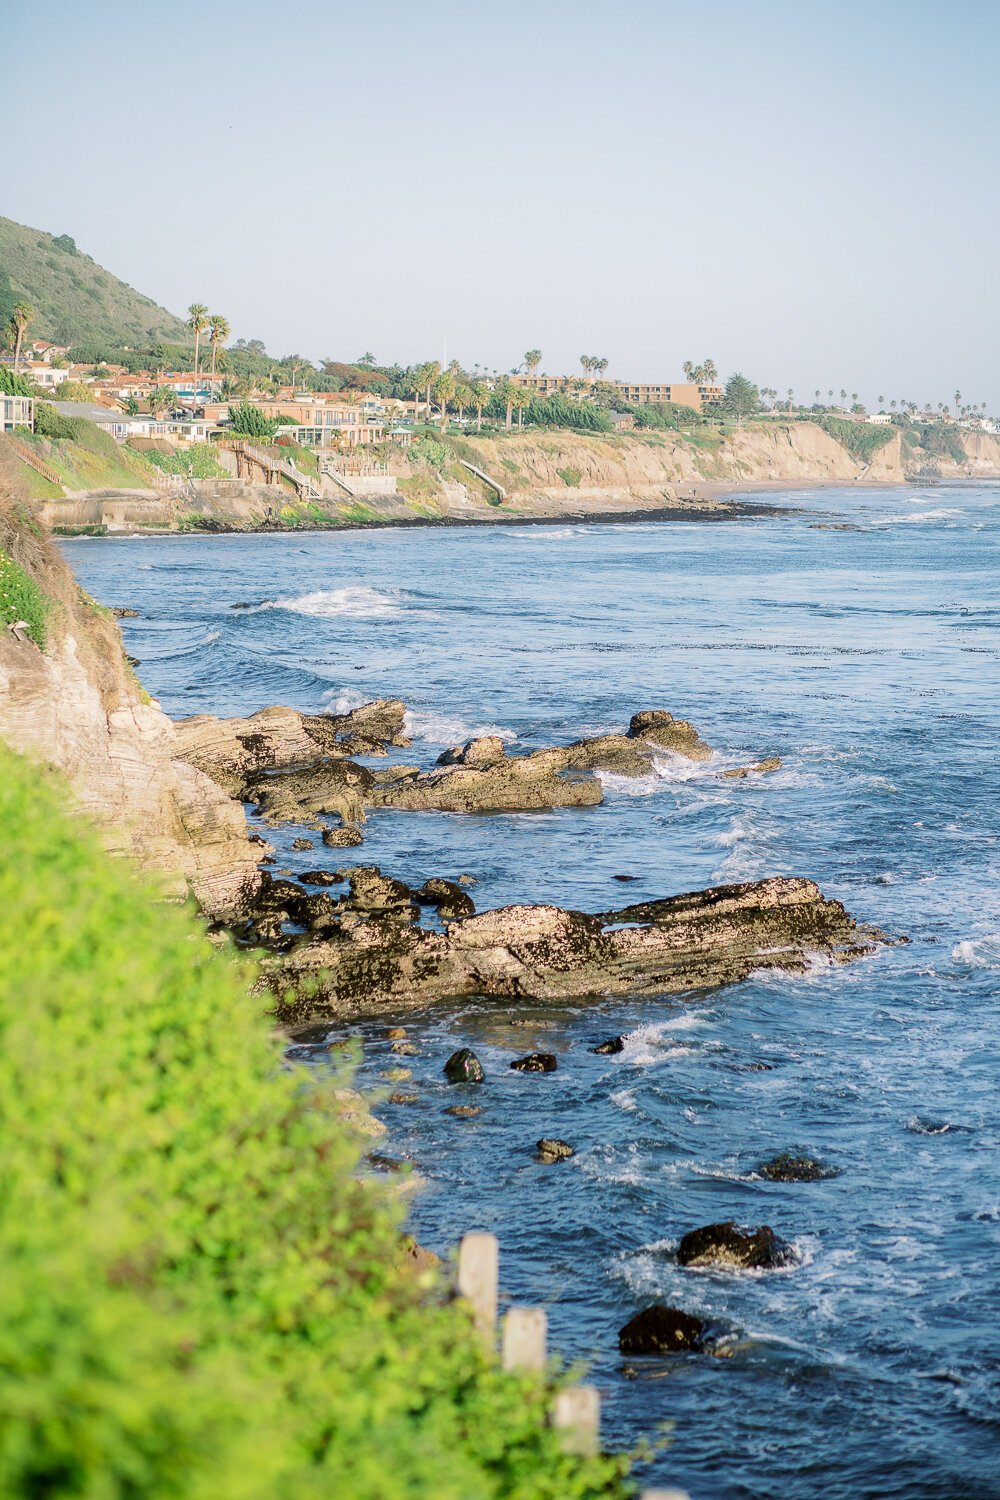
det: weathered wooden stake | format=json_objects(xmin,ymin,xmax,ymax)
[
  {"xmin": 457, "ymin": 1232, "xmax": 498, "ymax": 1345},
  {"xmin": 553, "ymin": 1384, "xmax": 600, "ymax": 1456},
  {"xmin": 502, "ymin": 1305, "xmax": 547, "ymax": 1371}
]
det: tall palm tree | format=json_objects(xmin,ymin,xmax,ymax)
[
  {"xmin": 511, "ymin": 385, "xmax": 531, "ymax": 431},
  {"xmin": 815, "ymin": 389, "xmax": 821, "ymax": 403},
  {"xmin": 580, "ymin": 355, "xmax": 593, "ymax": 380},
  {"xmin": 702, "ymin": 359, "xmax": 718, "ymax": 384},
  {"xmin": 683, "ymin": 361, "xmax": 695, "ymax": 383},
  {"xmin": 454, "ymin": 383, "xmax": 472, "ymax": 424},
  {"xmin": 8, "ymin": 302, "xmax": 34, "ymax": 374},
  {"xmin": 423, "ymin": 361, "xmax": 441, "ymax": 415},
  {"xmin": 839, "ymin": 388, "xmax": 847, "ymax": 409},
  {"xmin": 878, "ymin": 395, "xmax": 885, "ymax": 409},
  {"xmin": 434, "ymin": 370, "xmax": 456, "ymax": 429},
  {"xmin": 208, "ymin": 314, "xmax": 230, "ymax": 379},
  {"xmin": 186, "ymin": 304, "xmax": 209, "ymax": 392},
  {"xmin": 497, "ymin": 379, "xmax": 516, "ymax": 432},
  {"xmin": 954, "ymin": 389, "xmax": 962, "ymax": 415},
  {"xmin": 828, "ymin": 389, "xmax": 834, "ymax": 404},
  {"xmin": 524, "ymin": 349, "xmax": 542, "ymax": 376},
  {"xmin": 470, "ymin": 380, "xmax": 488, "ymax": 432},
  {"xmin": 787, "ymin": 388, "xmax": 795, "ymax": 413}
]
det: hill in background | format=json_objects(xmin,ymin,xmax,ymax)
[{"xmin": 0, "ymin": 216, "xmax": 189, "ymax": 348}]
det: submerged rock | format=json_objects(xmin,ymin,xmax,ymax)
[
  {"xmin": 618, "ymin": 1305, "xmax": 707, "ymax": 1354},
  {"xmin": 298, "ymin": 869, "xmax": 342, "ymax": 885},
  {"xmin": 536, "ymin": 1138, "xmax": 574, "ymax": 1162},
  {"xmin": 758, "ymin": 1152, "xmax": 838, "ymax": 1181},
  {"xmin": 677, "ymin": 1221, "xmax": 795, "ymax": 1271},
  {"xmin": 444, "ymin": 1048, "xmax": 485, "ymax": 1084},
  {"xmin": 591, "ymin": 1036, "xmax": 625, "ymax": 1055},
  {"xmin": 444, "ymin": 1104, "xmax": 483, "ymax": 1118},
  {"xmin": 291, "ymin": 837, "xmax": 314, "ymax": 850},
  {"xmin": 721, "ymin": 756, "xmax": 782, "ymax": 780},
  {"xmin": 510, "ymin": 1053, "xmax": 558, "ymax": 1073}
]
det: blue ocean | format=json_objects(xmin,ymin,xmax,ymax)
[{"xmin": 65, "ymin": 483, "xmax": 1000, "ymax": 1499}]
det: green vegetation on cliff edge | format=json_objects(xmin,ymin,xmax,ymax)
[{"xmin": 0, "ymin": 746, "xmax": 632, "ymax": 1500}]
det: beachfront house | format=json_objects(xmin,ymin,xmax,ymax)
[{"xmin": 1, "ymin": 394, "xmax": 35, "ymax": 433}]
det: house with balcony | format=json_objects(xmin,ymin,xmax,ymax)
[
  {"xmin": 257, "ymin": 398, "xmax": 384, "ymax": 448},
  {"xmin": 1, "ymin": 395, "xmax": 34, "ymax": 433}
]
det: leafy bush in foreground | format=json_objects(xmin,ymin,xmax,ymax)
[{"xmin": 0, "ymin": 747, "xmax": 629, "ymax": 1500}]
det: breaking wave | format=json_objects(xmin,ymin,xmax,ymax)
[{"xmin": 261, "ymin": 587, "xmax": 403, "ymax": 619}]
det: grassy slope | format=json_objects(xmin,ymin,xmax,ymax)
[
  {"xmin": 3, "ymin": 422, "xmax": 159, "ymax": 496},
  {"xmin": 0, "ymin": 216, "xmax": 188, "ymax": 346},
  {"xmin": 0, "ymin": 745, "xmax": 631, "ymax": 1500}
]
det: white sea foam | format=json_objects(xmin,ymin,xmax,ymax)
[
  {"xmin": 402, "ymin": 708, "xmax": 517, "ymax": 746},
  {"xmin": 321, "ymin": 687, "xmax": 367, "ymax": 714},
  {"xmin": 609, "ymin": 1087, "xmax": 638, "ymax": 1112},
  {"xmin": 620, "ymin": 1014, "xmax": 708, "ymax": 1065},
  {"xmin": 951, "ymin": 934, "xmax": 1000, "ymax": 969},
  {"xmin": 880, "ymin": 508, "xmax": 961, "ymax": 525},
  {"xmin": 262, "ymin": 586, "xmax": 403, "ymax": 619}
]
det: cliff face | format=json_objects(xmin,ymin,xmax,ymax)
[{"xmin": 0, "ymin": 455, "xmax": 260, "ymax": 914}]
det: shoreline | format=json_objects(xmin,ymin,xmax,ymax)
[{"xmin": 53, "ymin": 476, "xmax": 921, "ymax": 541}]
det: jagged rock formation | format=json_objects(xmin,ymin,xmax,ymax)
[
  {"xmin": 177, "ymin": 704, "xmax": 715, "ymax": 820},
  {"xmin": 250, "ymin": 869, "xmax": 884, "ymax": 1021},
  {"xmin": 0, "ymin": 472, "xmax": 260, "ymax": 915}
]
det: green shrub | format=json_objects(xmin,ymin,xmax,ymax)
[
  {"xmin": 820, "ymin": 415, "xmax": 895, "ymax": 462},
  {"xmin": 0, "ymin": 549, "xmax": 48, "ymax": 647},
  {"xmin": 556, "ymin": 467, "xmax": 582, "ymax": 487},
  {"xmin": 410, "ymin": 434, "xmax": 450, "ymax": 471},
  {"xmin": 227, "ymin": 401, "xmax": 279, "ymax": 439},
  {"xmin": 0, "ymin": 368, "xmax": 35, "ymax": 398},
  {"xmin": 0, "ymin": 748, "xmax": 630, "ymax": 1500},
  {"xmin": 141, "ymin": 445, "xmax": 228, "ymax": 479}
]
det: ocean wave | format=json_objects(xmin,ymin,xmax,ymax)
[
  {"xmin": 261, "ymin": 587, "xmax": 403, "ymax": 619},
  {"xmin": 402, "ymin": 709, "xmax": 518, "ymax": 746},
  {"xmin": 620, "ymin": 1014, "xmax": 708, "ymax": 1065},
  {"xmin": 951, "ymin": 934, "xmax": 1000, "ymax": 969}
]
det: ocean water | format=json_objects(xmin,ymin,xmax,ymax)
[{"xmin": 64, "ymin": 484, "xmax": 1000, "ymax": 1500}]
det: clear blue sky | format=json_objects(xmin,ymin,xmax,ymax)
[{"xmin": 5, "ymin": 0, "xmax": 999, "ymax": 410}]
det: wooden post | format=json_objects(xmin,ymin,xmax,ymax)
[
  {"xmin": 553, "ymin": 1385, "xmax": 600, "ymax": 1457},
  {"xmin": 502, "ymin": 1306, "xmax": 547, "ymax": 1372},
  {"xmin": 457, "ymin": 1232, "xmax": 498, "ymax": 1346}
]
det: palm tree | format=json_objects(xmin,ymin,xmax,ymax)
[
  {"xmin": 954, "ymin": 389, "xmax": 962, "ymax": 415},
  {"xmin": 434, "ymin": 370, "xmax": 456, "ymax": 429},
  {"xmin": 815, "ymin": 389, "xmax": 821, "ymax": 403},
  {"xmin": 580, "ymin": 355, "xmax": 594, "ymax": 380},
  {"xmin": 851, "ymin": 393, "xmax": 858, "ymax": 406},
  {"xmin": 147, "ymin": 385, "xmax": 174, "ymax": 419},
  {"xmin": 524, "ymin": 349, "xmax": 542, "ymax": 375},
  {"xmin": 828, "ymin": 389, "xmax": 834, "ymax": 404},
  {"xmin": 208, "ymin": 314, "xmax": 230, "ymax": 379},
  {"xmin": 470, "ymin": 380, "xmax": 488, "ymax": 433},
  {"xmin": 595, "ymin": 357, "xmax": 609, "ymax": 379},
  {"xmin": 839, "ymin": 388, "xmax": 847, "ymax": 409},
  {"xmin": 8, "ymin": 302, "xmax": 34, "ymax": 374},
  {"xmin": 454, "ymin": 383, "xmax": 472, "ymax": 424},
  {"xmin": 186, "ymin": 304, "xmax": 209, "ymax": 391},
  {"xmin": 703, "ymin": 359, "xmax": 718, "ymax": 384},
  {"xmin": 511, "ymin": 385, "xmax": 531, "ymax": 431},
  {"xmin": 683, "ymin": 361, "xmax": 695, "ymax": 383},
  {"xmin": 423, "ymin": 360, "xmax": 441, "ymax": 415},
  {"xmin": 287, "ymin": 355, "xmax": 307, "ymax": 392},
  {"xmin": 497, "ymin": 379, "xmax": 516, "ymax": 432}
]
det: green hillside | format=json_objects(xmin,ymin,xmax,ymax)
[{"xmin": 0, "ymin": 216, "xmax": 189, "ymax": 348}]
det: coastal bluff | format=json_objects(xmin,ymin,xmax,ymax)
[
  {"xmin": 0, "ymin": 462, "xmax": 261, "ymax": 915},
  {"xmin": 23, "ymin": 420, "xmax": 1000, "ymax": 536}
]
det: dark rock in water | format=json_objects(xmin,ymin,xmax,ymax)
[
  {"xmin": 444, "ymin": 1048, "xmax": 485, "ymax": 1083},
  {"xmin": 298, "ymin": 869, "xmax": 342, "ymax": 886},
  {"xmin": 591, "ymin": 1036, "xmax": 625, "ymax": 1055},
  {"xmin": 230, "ymin": 599, "xmax": 273, "ymax": 609},
  {"xmin": 510, "ymin": 1053, "xmax": 557, "ymax": 1073},
  {"xmin": 536, "ymin": 1137, "xmax": 574, "ymax": 1162},
  {"xmin": 322, "ymin": 825, "xmax": 364, "ymax": 848},
  {"xmin": 366, "ymin": 1153, "xmax": 408, "ymax": 1173},
  {"xmin": 725, "ymin": 1060, "xmax": 773, "ymax": 1073},
  {"xmin": 112, "ymin": 606, "xmax": 140, "ymax": 618},
  {"xmin": 618, "ymin": 1305, "xmax": 707, "ymax": 1354},
  {"xmin": 613, "ymin": 874, "xmax": 639, "ymax": 882},
  {"xmin": 677, "ymin": 1221, "xmax": 795, "ymax": 1270},
  {"xmin": 288, "ymin": 1023, "xmax": 333, "ymax": 1045},
  {"xmin": 906, "ymin": 1116, "xmax": 971, "ymax": 1135},
  {"xmin": 758, "ymin": 1152, "xmax": 839, "ymax": 1182},
  {"xmin": 291, "ymin": 837, "xmax": 314, "ymax": 851},
  {"xmin": 414, "ymin": 877, "xmax": 476, "ymax": 918},
  {"xmin": 390, "ymin": 1040, "xmax": 420, "ymax": 1056},
  {"xmin": 457, "ymin": 873, "xmax": 477, "ymax": 886},
  {"xmin": 721, "ymin": 757, "xmax": 782, "ymax": 781},
  {"xmin": 444, "ymin": 1104, "xmax": 483, "ymax": 1118}
]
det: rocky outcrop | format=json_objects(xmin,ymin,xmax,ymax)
[
  {"xmin": 178, "ymin": 704, "xmax": 716, "ymax": 820},
  {"xmin": 255, "ymin": 872, "xmax": 884, "ymax": 1020},
  {"xmin": 0, "ymin": 475, "xmax": 260, "ymax": 916},
  {"xmin": 757, "ymin": 1152, "xmax": 838, "ymax": 1182}
]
